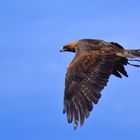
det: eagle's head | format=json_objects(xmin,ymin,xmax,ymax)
[{"xmin": 60, "ymin": 41, "xmax": 78, "ymax": 53}]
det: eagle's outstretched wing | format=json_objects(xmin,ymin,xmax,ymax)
[{"xmin": 63, "ymin": 50, "xmax": 116, "ymax": 129}]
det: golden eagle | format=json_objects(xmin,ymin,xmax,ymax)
[{"xmin": 60, "ymin": 39, "xmax": 140, "ymax": 129}]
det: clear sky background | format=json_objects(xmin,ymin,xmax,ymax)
[{"xmin": 0, "ymin": 0, "xmax": 140, "ymax": 140}]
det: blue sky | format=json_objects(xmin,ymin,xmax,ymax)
[{"xmin": 0, "ymin": 0, "xmax": 140, "ymax": 140}]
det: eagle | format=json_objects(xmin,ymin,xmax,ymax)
[{"xmin": 60, "ymin": 39, "xmax": 140, "ymax": 129}]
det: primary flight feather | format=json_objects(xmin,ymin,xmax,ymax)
[{"xmin": 60, "ymin": 39, "xmax": 140, "ymax": 129}]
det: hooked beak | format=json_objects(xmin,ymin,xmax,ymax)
[
  {"xmin": 60, "ymin": 47, "xmax": 66, "ymax": 52},
  {"xmin": 60, "ymin": 41, "xmax": 77, "ymax": 53}
]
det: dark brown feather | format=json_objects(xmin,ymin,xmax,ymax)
[
  {"xmin": 63, "ymin": 47, "xmax": 116, "ymax": 129},
  {"xmin": 110, "ymin": 42, "xmax": 128, "ymax": 78}
]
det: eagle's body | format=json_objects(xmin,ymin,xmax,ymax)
[{"xmin": 60, "ymin": 39, "xmax": 140, "ymax": 129}]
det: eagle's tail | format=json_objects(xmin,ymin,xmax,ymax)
[
  {"xmin": 117, "ymin": 49, "xmax": 140, "ymax": 58},
  {"xmin": 117, "ymin": 49, "xmax": 140, "ymax": 67}
]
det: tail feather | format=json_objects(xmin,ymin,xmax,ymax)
[
  {"xmin": 127, "ymin": 50, "xmax": 140, "ymax": 58},
  {"xmin": 117, "ymin": 49, "xmax": 140, "ymax": 58},
  {"xmin": 117, "ymin": 49, "xmax": 140, "ymax": 68}
]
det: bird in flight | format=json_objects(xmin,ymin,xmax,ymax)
[{"xmin": 60, "ymin": 39, "xmax": 140, "ymax": 129}]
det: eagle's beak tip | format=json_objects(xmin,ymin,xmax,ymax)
[
  {"xmin": 60, "ymin": 48, "xmax": 63, "ymax": 52},
  {"xmin": 60, "ymin": 47, "xmax": 66, "ymax": 52}
]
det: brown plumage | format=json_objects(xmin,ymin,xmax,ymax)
[{"xmin": 60, "ymin": 39, "xmax": 140, "ymax": 129}]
